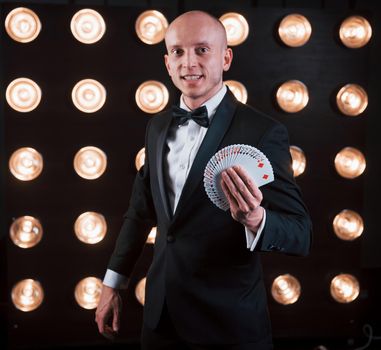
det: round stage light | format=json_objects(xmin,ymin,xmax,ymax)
[
  {"xmin": 74, "ymin": 212, "xmax": 107, "ymax": 244},
  {"xmin": 289, "ymin": 146, "xmax": 306, "ymax": 177},
  {"xmin": 276, "ymin": 80, "xmax": 309, "ymax": 113},
  {"xmin": 278, "ymin": 14, "xmax": 312, "ymax": 47},
  {"xmin": 11, "ymin": 279, "xmax": 44, "ymax": 312},
  {"xmin": 135, "ymin": 80, "xmax": 169, "ymax": 114},
  {"xmin": 10, "ymin": 216, "xmax": 43, "ymax": 249},
  {"xmin": 336, "ymin": 84, "xmax": 368, "ymax": 116},
  {"xmin": 333, "ymin": 209, "xmax": 364, "ymax": 241},
  {"xmin": 330, "ymin": 274, "xmax": 359, "ymax": 303},
  {"xmin": 135, "ymin": 277, "xmax": 146, "ymax": 306},
  {"xmin": 6, "ymin": 78, "xmax": 41, "ymax": 112},
  {"xmin": 74, "ymin": 146, "xmax": 107, "ymax": 180},
  {"xmin": 271, "ymin": 274, "xmax": 301, "ymax": 305},
  {"xmin": 219, "ymin": 12, "xmax": 249, "ymax": 46},
  {"xmin": 339, "ymin": 16, "xmax": 372, "ymax": 49},
  {"xmin": 74, "ymin": 277, "xmax": 102, "ymax": 309},
  {"xmin": 334, "ymin": 147, "xmax": 366, "ymax": 179},
  {"xmin": 225, "ymin": 80, "xmax": 248, "ymax": 104},
  {"xmin": 9, "ymin": 147, "xmax": 43, "ymax": 181},
  {"xmin": 5, "ymin": 7, "xmax": 41, "ymax": 43},
  {"xmin": 135, "ymin": 10, "xmax": 168, "ymax": 45},
  {"xmin": 135, "ymin": 147, "xmax": 146, "ymax": 171},
  {"xmin": 72, "ymin": 79, "xmax": 106, "ymax": 113},
  {"xmin": 70, "ymin": 9, "xmax": 106, "ymax": 44},
  {"xmin": 146, "ymin": 227, "xmax": 157, "ymax": 244}
]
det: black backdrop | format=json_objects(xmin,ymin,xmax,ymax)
[{"xmin": 1, "ymin": 0, "xmax": 381, "ymax": 349}]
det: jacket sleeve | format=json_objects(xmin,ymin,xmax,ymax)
[
  {"xmin": 107, "ymin": 120, "xmax": 157, "ymax": 277},
  {"xmin": 256, "ymin": 122, "xmax": 312, "ymax": 256}
]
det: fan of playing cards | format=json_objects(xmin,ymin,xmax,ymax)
[{"xmin": 203, "ymin": 144, "xmax": 274, "ymax": 211}]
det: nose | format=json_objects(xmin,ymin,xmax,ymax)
[{"xmin": 182, "ymin": 50, "xmax": 197, "ymax": 69}]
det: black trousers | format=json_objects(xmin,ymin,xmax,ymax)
[{"xmin": 140, "ymin": 301, "xmax": 273, "ymax": 350}]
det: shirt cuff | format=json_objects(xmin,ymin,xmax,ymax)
[
  {"xmin": 244, "ymin": 209, "xmax": 266, "ymax": 252},
  {"xmin": 103, "ymin": 269, "xmax": 129, "ymax": 289}
]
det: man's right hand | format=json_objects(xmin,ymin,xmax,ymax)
[{"xmin": 95, "ymin": 285, "xmax": 122, "ymax": 340}]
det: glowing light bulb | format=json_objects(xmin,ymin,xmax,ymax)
[
  {"xmin": 9, "ymin": 147, "xmax": 43, "ymax": 181},
  {"xmin": 5, "ymin": 7, "xmax": 41, "ymax": 43},
  {"xmin": 146, "ymin": 227, "xmax": 157, "ymax": 244},
  {"xmin": 12, "ymin": 279, "xmax": 44, "ymax": 311},
  {"xmin": 6, "ymin": 78, "xmax": 41, "ymax": 112},
  {"xmin": 333, "ymin": 210, "xmax": 363, "ymax": 240},
  {"xmin": 334, "ymin": 147, "xmax": 366, "ymax": 179},
  {"xmin": 224, "ymin": 80, "xmax": 248, "ymax": 104},
  {"xmin": 278, "ymin": 14, "xmax": 312, "ymax": 47},
  {"xmin": 10, "ymin": 216, "xmax": 43, "ymax": 248},
  {"xmin": 219, "ymin": 13, "xmax": 249, "ymax": 46},
  {"xmin": 74, "ymin": 277, "xmax": 103, "ymax": 309},
  {"xmin": 135, "ymin": 277, "xmax": 146, "ymax": 305},
  {"xmin": 289, "ymin": 146, "xmax": 306, "ymax": 177},
  {"xmin": 336, "ymin": 84, "xmax": 368, "ymax": 116},
  {"xmin": 135, "ymin": 10, "xmax": 168, "ymax": 44},
  {"xmin": 271, "ymin": 274, "xmax": 301, "ymax": 305},
  {"xmin": 135, "ymin": 81, "xmax": 169, "ymax": 114},
  {"xmin": 330, "ymin": 274, "xmax": 360, "ymax": 303},
  {"xmin": 74, "ymin": 212, "xmax": 107, "ymax": 244},
  {"xmin": 74, "ymin": 146, "xmax": 107, "ymax": 180},
  {"xmin": 276, "ymin": 80, "xmax": 308, "ymax": 113},
  {"xmin": 72, "ymin": 79, "xmax": 106, "ymax": 113},
  {"xmin": 339, "ymin": 16, "xmax": 372, "ymax": 48},
  {"xmin": 70, "ymin": 9, "xmax": 106, "ymax": 44}
]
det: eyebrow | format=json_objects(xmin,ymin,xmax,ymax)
[{"xmin": 169, "ymin": 42, "xmax": 212, "ymax": 48}]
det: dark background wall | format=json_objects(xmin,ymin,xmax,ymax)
[{"xmin": 1, "ymin": 0, "xmax": 380, "ymax": 349}]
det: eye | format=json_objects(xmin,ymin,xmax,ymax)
[
  {"xmin": 171, "ymin": 48, "xmax": 183, "ymax": 56},
  {"xmin": 196, "ymin": 47, "xmax": 209, "ymax": 54}
]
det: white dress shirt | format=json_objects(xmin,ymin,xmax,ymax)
[{"xmin": 103, "ymin": 85, "xmax": 266, "ymax": 289}]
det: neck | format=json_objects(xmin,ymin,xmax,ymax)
[{"xmin": 182, "ymin": 83, "xmax": 223, "ymax": 110}]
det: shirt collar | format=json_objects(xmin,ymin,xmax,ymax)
[{"xmin": 179, "ymin": 85, "xmax": 227, "ymax": 120}]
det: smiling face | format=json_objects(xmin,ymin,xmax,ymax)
[{"xmin": 164, "ymin": 11, "xmax": 233, "ymax": 109}]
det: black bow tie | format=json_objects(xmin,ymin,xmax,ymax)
[{"xmin": 172, "ymin": 105, "xmax": 209, "ymax": 128}]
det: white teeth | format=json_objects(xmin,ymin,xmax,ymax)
[{"xmin": 183, "ymin": 75, "xmax": 202, "ymax": 80}]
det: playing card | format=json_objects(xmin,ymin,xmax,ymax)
[{"xmin": 203, "ymin": 144, "xmax": 274, "ymax": 211}]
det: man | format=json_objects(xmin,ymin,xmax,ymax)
[{"xmin": 96, "ymin": 10, "xmax": 312, "ymax": 350}]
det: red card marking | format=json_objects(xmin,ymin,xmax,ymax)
[
  {"xmin": 258, "ymin": 162, "xmax": 264, "ymax": 168},
  {"xmin": 263, "ymin": 174, "xmax": 269, "ymax": 180}
]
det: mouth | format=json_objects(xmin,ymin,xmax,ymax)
[{"xmin": 181, "ymin": 74, "xmax": 204, "ymax": 81}]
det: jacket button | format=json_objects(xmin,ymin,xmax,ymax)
[{"xmin": 167, "ymin": 235, "xmax": 175, "ymax": 243}]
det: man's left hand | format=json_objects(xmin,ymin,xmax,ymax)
[{"xmin": 220, "ymin": 165, "xmax": 264, "ymax": 233}]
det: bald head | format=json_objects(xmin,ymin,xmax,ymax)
[
  {"xmin": 163, "ymin": 10, "xmax": 233, "ymax": 109},
  {"xmin": 165, "ymin": 11, "xmax": 228, "ymax": 50}
]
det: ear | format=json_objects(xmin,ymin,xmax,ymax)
[
  {"xmin": 164, "ymin": 54, "xmax": 172, "ymax": 76},
  {"xmin": 223, "ymin": 48, "xmax": 233, "ymax": 72}
]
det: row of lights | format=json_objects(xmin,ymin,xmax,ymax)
[
  {"xmin": 5, "ymin": 77, "xmax": 369, "ymax": 116},
  {"xmin": 11, "ymin": 271, "xmax": 360, "ymax": 313},
  {"xmin": 5, "ymin": 7, "xmax": 372, "ymax": 48},
  {"xmin": 9, "ymin": 204, "xmax": 362, "ymax": 252},
  {"xmin": 8, "ymin": 144, "xmax": 366, "ymax": 182},
  {"xmin": 10, "ymin": 214, "xmax": 156, "ymax": 248}
]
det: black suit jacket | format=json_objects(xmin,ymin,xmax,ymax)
[{"xmin": 108, "ymin": 90, "xmax": 312, "ymax": 344}]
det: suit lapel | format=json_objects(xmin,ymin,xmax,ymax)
[
  {"xmin": 155, "ymin": 113, "xmax": 172, "ymax": 221},
  {"xmin": 172, "ymin": 90, "xmax": 237, "ymax": 221}
]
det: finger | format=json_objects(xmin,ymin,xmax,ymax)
[
  {"xmin": 222, "ymin": 170, "xmax": 250, "ymax": 213},
  {"xmin": 103, "ymin": 325, "xmax": 116, "ymax": 341},
  {"xmin": 225, "ymin": 168, "xmax": 258, "ymax": 211},
  {"xmin": 233, "ymin": 165, "xmax": 263, "ymax": 200},
  {"xmin": 112, "ymin": 309, "xmax": 120, "ymax": 333},
  {"xmin": 95, "ymin": 313, "xmax": 106, "ymax": 334},
  {"xmin": 221, "ymin": 176, "xmax": 238, "ymax": 210}
]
